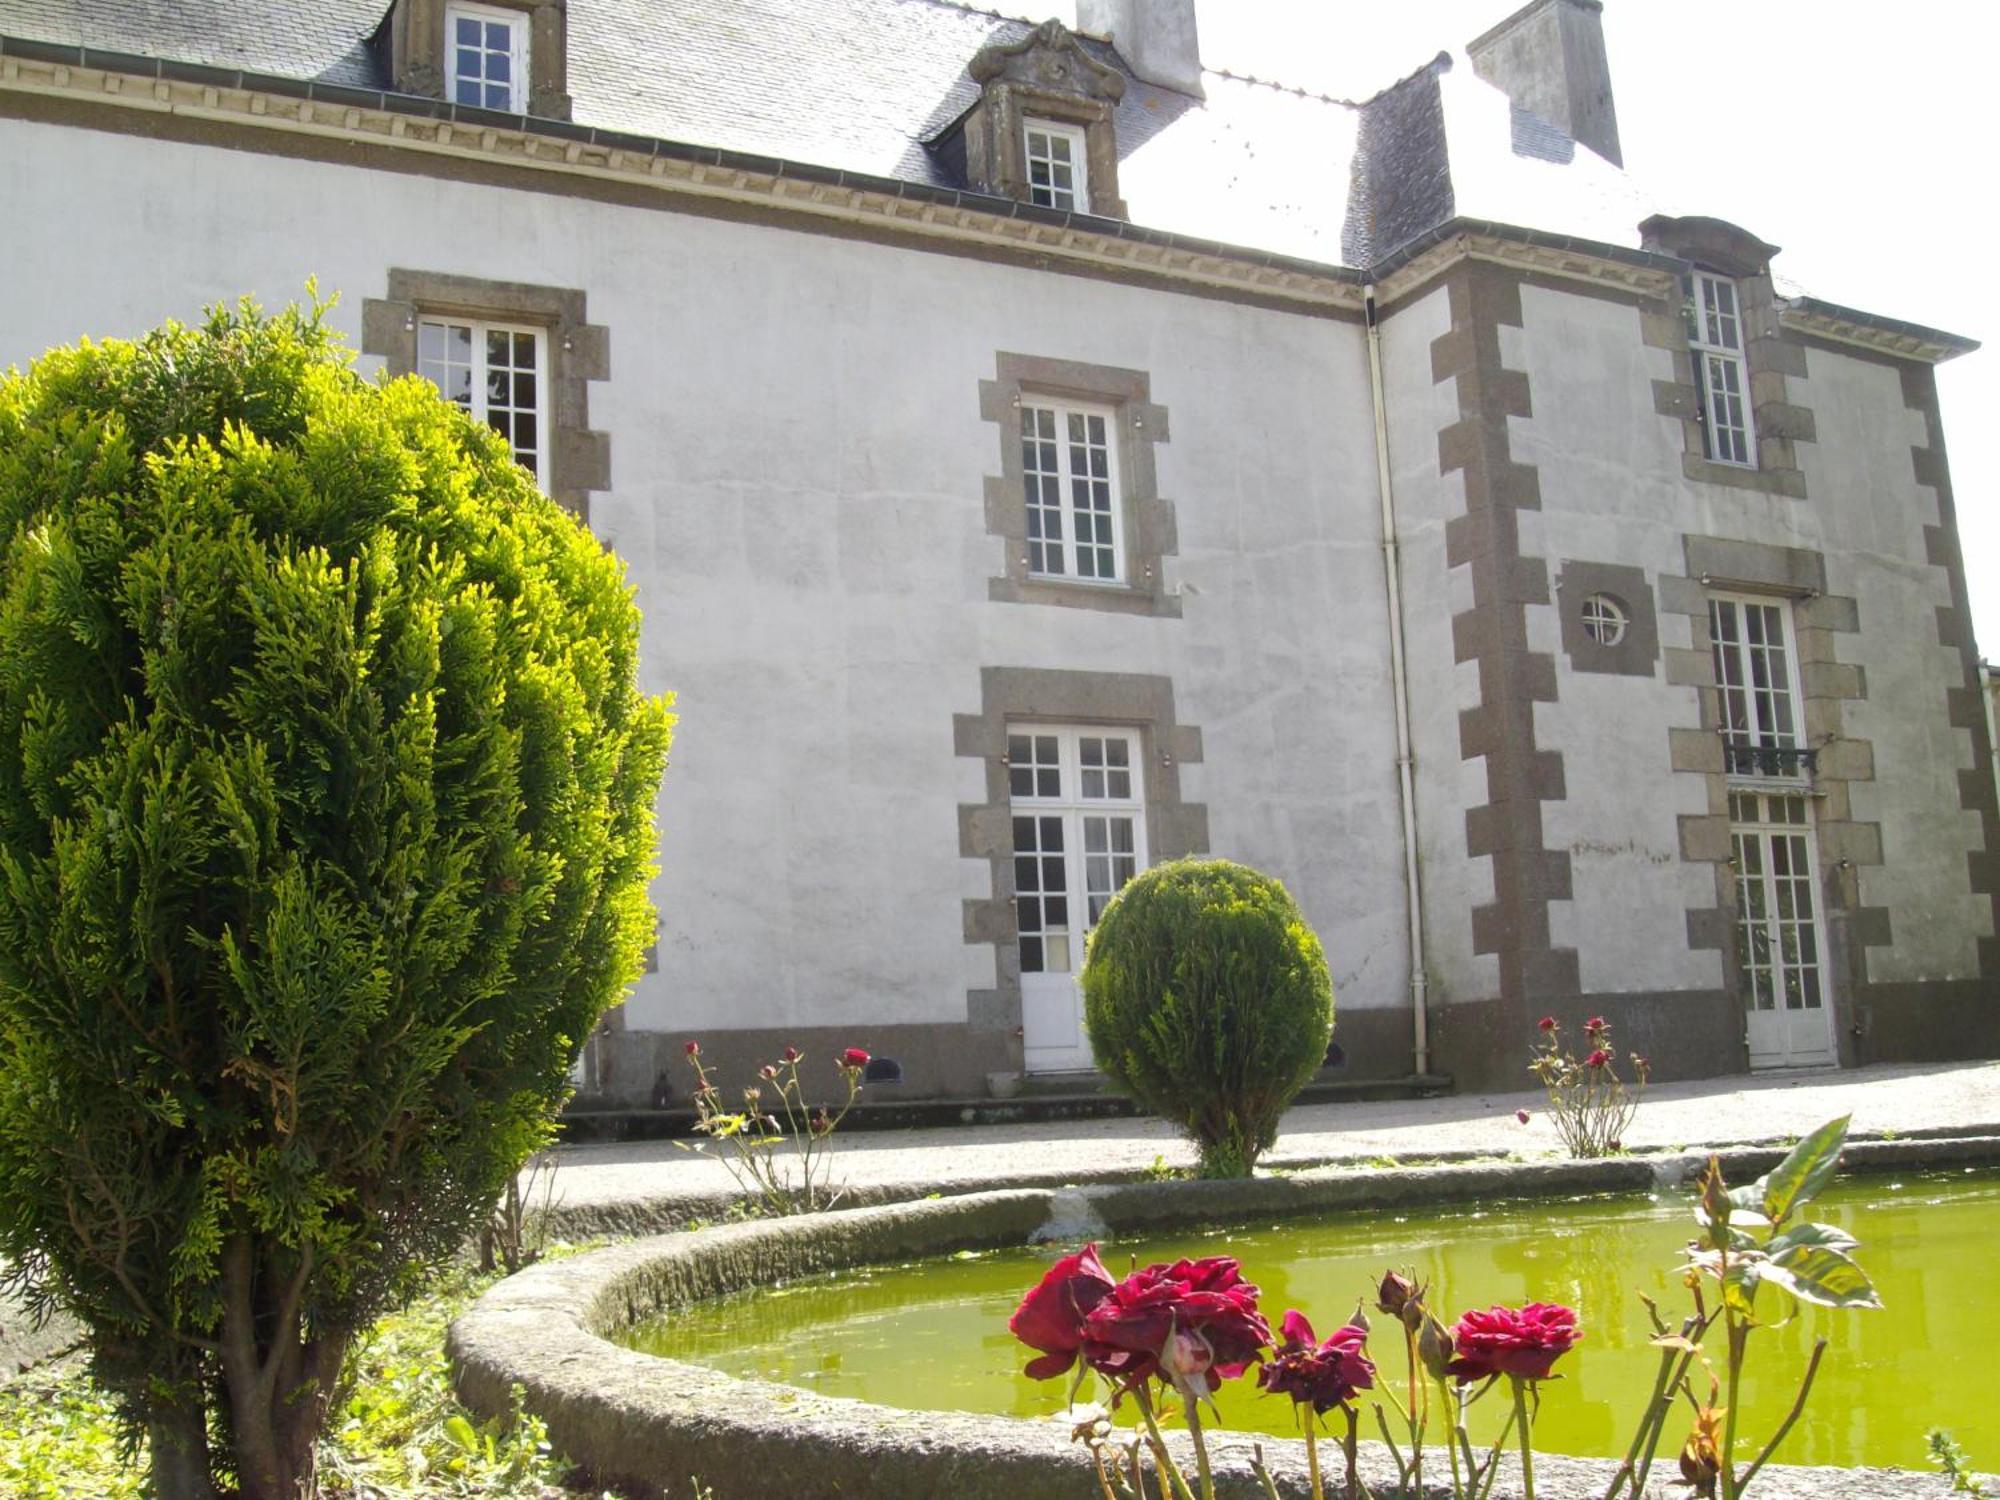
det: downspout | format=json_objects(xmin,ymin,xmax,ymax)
[{"xmin": 1364, "ymin": 283, "xmax": 1431, "ymax": 1077}]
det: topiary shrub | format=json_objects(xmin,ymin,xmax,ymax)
[
  {"xmin": 1082, "ymin": 857, "xmax": 1332, "ymax": 1178},
  {"xmin": 0, "ymin": 296, "xmax": 672, "ymax": 1499}
]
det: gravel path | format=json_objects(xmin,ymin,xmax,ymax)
[{"xmin": 544, "ymin": 1059, "xmax": 2000, "ymax": 1213}]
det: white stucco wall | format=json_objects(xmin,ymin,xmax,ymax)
[
  {"xmin": 1377, "ymin": 283, "xmax": 1498, "ymax": 1008},
  {"xmin": 0, "ymin": 115, "xmax": 1409, "ymax": 1038},
  {"xmin": 1507, "ymin": 284, "xmax": 1720, "ymax": 996},
  {"xmin": 1797, "ymin": 350, "xmax": 1992, "ymax": 980}
]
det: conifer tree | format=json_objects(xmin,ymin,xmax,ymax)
[{"xmin": 0, "ymin": 297, "xmax": 671, "ymax": 1498}]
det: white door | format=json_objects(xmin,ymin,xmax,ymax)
[
  {"xmin": 1009, "ymin": 726, "xmax": 1147, "ymax": 1072},
  {"xmin": 1731, "ymin": 792, "xmax": 1836, "ymax": 1068}
]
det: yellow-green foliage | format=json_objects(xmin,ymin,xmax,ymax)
[
  {"xmin": 0, "ymin": 295, "xmax": 672, "ymax": 1488},
  {"xmin": 0, "ymin": 1266, "xmax": 595, "ymax": 1499},
  {"xmin": 1082, "ymin": 858, "xmax": 1332, "ymax": 1177}
]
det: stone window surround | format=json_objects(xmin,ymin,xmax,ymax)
[
  {"xmin": 953, "ymin": 668, "xmax": 1208, "ymax": 1067},
  {"xmin": 386, "ymin": 0, "xmax": 572, "ymax": 121},
  {"xmin": 1641, "ymin": 215, "xmax": 1816, "ymax": 500},
  {"xmin": 361, "ymin": 268, "xmax": 610, "ymax": 518},
  {"xmin": 964, "ymin": 21, "xmax": 1128, "ymax": 219},
  {"xmin": 1661, "ymin": 534, "xmax": 1880, "ymax": 1065},
  {"xmin": 979, "ymin": 352, "xmax": 1179, "ymax": 617},
  {"xmin": 1555, "ymin": 559, "xmax": 1659, "ymax": 677}
]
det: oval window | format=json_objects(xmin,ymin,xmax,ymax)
[{"xmin": 1581, "ymin": 593, "xmax": 1627, "ymax": 647}]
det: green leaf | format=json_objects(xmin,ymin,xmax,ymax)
[
  {"xmin": 1758, "ymin": 1115, "xmax": 1850, "ymax": 1225},
  {"xmin": 1720, "ymin": 1256, "xmax": 1763, "ymax": 1318},
  {"xmin": 1762, "ymin": 1245, "xmax": 1881, "ymax": 1309},
  {"xmin": 442, "ymin": 1414, "xmax": 478, "ymax": 1453},
  {"xmin": 1766, "ymin": 1221, "xmax": 1858, "ymax": 1258}
]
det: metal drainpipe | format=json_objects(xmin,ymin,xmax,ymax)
[{"xmin": 1364, "ymin": 283, "xmax": 1431, "ymax": 1078}]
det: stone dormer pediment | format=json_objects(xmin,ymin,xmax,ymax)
[{"xmin": 969, "ymin": 20, "xmax": 1126, "ymax": 104}]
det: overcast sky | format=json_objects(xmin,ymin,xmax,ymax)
[{"xmin": 1060, "ymin": 0, "xmax": 1997, "ymax": 652}]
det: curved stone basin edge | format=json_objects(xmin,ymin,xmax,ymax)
[{"xmin": 452, "ymin": 1140, "xmax": 2000, "ymax": 1499}]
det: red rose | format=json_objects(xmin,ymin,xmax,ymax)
[
  {"xmin": 1586, "ymin": 1050, "xmax": 1610, "ymax": 1068},
  {"xmin": 1257, "ymin": 1309, "xmax": 1375, "ymax": 1414},
  {"xmin": 1008, "ymin": 1244, "xmax": 1116, "ymax": 1380},
  {"xmin": 782, "ymin": 1045, "xmax": 801, "ymax": 1063},
  {"xmin": 1536, "ymin": 1016, "xmax": 1556, "ymax": 1031},
  {"xmin": 841, "ymin": 1047, "xmax": 871, "ymax": 1069},
  {"xmin": 1584, "ymin": 1016, "xmax": 1607, "ymax": 1033},
  {"xmin": 1445, "ymin": 1303, "xmax": 1580, "ymax": 1383},
  {"xmin": 683, "ymin": 1039, "xmax": 700, "ymax": 1056},
  {"xmin": 1082, "ymin": 1256, "xmax": 1271, "ymax": 1391}
]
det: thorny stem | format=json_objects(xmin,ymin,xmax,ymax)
[
  {"xmin": 1720, "ymin": 1311, "xmax": 1747, "ymax": 1500},
  {"xmin": 1133, "ymin": 1387, "xmax": 1201, "ymax": 1500},
  {"xmin": 1306, "ymin": 1423, "xmax": 1323, "ymax": 1500},
  {"xmin": 1092, "ymin": 1446, "xmax": 1121, "ymax": 1500},
  {"xmin": 1405, "ymin": 1320, "xmax": 1425, "ymax": 1492},
  {"xmin": 1341, "ymin": 1404, "xmax": 1370, "ymax": 1500},
  {"xmin": 1737, "ymin": 1338, "xmax": 1827, "ymax": 1494},
  {"xmin": 1442, "ymin": 1379, "xmax": 1468, "ymax": 1500},
  {"xmin": 1511, "ymin": 1379, "xmax": 1537, "ymax": 1500},
  {"xmin": 1371, "ymin": 1403, "xmax": 1412, "ymax": 1486},
  {"xmin": 1251, "ymin": 1442, "xmax": 1284, "ymax": 1500},
  {"xmin": 1185, "ymin": 1393, "xmax": 1217, "ymax": 1500}
]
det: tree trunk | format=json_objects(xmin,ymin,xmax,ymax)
[
  {"xmin": 218, "ymin": 1234, "xmax": 351, "ymax": 1500},
  {"xmin": 147, "ymin": 1402, "xmax": 217, "ymax": 1500}
]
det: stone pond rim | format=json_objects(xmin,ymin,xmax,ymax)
[{"xmin": 448, "ymin": 1137, "xmax": 2000, "ymax": 1499}]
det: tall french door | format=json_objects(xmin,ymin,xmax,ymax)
[
  {"xmin": 1730, "ymin": 792, "xmax": 1835, "ymax": 1067},
  {"xmin": 1008, "ymin": 725, "xmax": 1147, "ymax": 1072}
]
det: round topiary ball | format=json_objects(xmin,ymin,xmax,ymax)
[{"xmin": 1082, "ymin": 857, "xmax": 1332, "ymax": 1177}]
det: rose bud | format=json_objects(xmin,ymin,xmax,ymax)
[
  {"xmin": 683, "ymin": 1039, "xmax": 700, "ymax": 1056},
  {"xmin": 1584, "ymin": 1016, "xmax": 1607, "ymax": 1034},
  {"xmin": 1536, "ymin": 1015, "xmax": 1556, "ymax": 1031},
  {"xmin": 841, "ymin": 1047, "xmax": 871, "ymax": 1069},
  {"xmin": 783, "ymin": 1045, "xmax": 802, "ymax": 1063},
  {"xmin": 1375, "ymin": 1270, "xmax": 1417, "ymax": 1318},
  {"xmin": 1586, "ymin": 1049, "xmax": 1610, "ymax": 1068},
  {"xmin": 1515, "ymin": 1108, "xmax": 1531, "ymax": 1125},
  {"xmin": 758, "ymin": 1064, "xmax": 778, "ymax": 1081},
  {"xmin": 1416, "ymin": 1310, "xmax": 1455, "ymax": 1380}
]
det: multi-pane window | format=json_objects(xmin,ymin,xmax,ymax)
[
  {"xmin": 1730, "ymin": 792, "xmax": 1823, "ymax": 1015},
  {"xmin": 418, "ymin": 318, "xmax": 546, "ymax": 480},
  {"xmin": 1024, "ymin": 121, "xmax": 1089, "ymax": 211},
  {"xmin": 1689, "ymin": 272, "xmax": 1754, "ymax": 466},
  {"xmin": 1021, "ymin": 401, "xmax": 1121, "ymax": 582},
  {"xmin": 446, "ymin": 2, "xmax": 528, "ymax": 111},
  {"xmin": 1709, "ymin": 596, "xmax": 1805, "ymax": 779},
  {"xmin": 1008, "ymin": 727, "xmax": 1146, "ymax": 974}
]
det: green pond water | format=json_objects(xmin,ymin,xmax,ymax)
[{"xmin": 625, "ymin": 1168, "xmax": 2000, "ymax": 1469}]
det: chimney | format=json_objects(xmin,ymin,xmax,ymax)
[
  {"xmin": 1467, "ymin": 0, "xmax": 1622, "ymax": 166},
  {"xmin": 1075, "ymin": 0, "xmax": 1204, "ymax": 98}
]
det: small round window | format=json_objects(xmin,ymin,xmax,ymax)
[{"xmin": 1581, "ymin": 593, "xmax": 1627, "ymax": 646}]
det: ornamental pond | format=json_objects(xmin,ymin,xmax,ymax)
[{"xmin": 625, "ymin": 1167, "xmax": 2000, "ymax": 1469}]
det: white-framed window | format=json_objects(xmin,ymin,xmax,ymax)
[
  {"xmin": 1008, "ymin": 726, "xmax": 1147, "ymax": 975},
  {"xmin": 1021, "ymin": 399, "xmax": 1122, "ymax": 583},
  {"xmin": 1690, "ymin": 271, "xmax": 1755, "ymax": 466},
  {"xmin": 1580, "ymin": 593, "xmax": 1627, "ymax": 646},
  {"xmin": 1729, "ymin": 791, "xmax": 1824, "ymax": 1015},
  {"xmin": 446, "ymin": 1, "xmax": 528, "ymax": 112},
  {"xmin": 1024, "ymin": 120, "xmax": 1089, "ymax": 212},
  {"xmin": 1709, "ymin": 594, "xmax": 1807, "ymax": 779},
  {"xmin": 417, "ymin": 317, "xmax": 547, "ymax": 481}
]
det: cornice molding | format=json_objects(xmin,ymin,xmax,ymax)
[
  {"xmin": 1780, "ymin": 299, "xmax": 1978, "ymax": 367},
  {"xmin": 0, "ymin": 47, "xmax": 1367, "ymax": 314},
  {"xmin": 1375, "ymin": 228, "xmax": 1680, "ymax": 307}
]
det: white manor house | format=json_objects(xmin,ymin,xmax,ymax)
[{"xmin": 0, "ymin": 0, "xmax": 1991, "ymax": 1102}]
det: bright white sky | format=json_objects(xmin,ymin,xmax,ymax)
[{"xmin": 1056, "ymin": 0, "xmax": 1999, "ymax": 652}]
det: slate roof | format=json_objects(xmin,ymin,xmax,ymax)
[{"xmin": 0, "ymin": 0, "xmax": 1653, "ymax": 272}]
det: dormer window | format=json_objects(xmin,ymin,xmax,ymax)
[
  {"xmin": 953, "ymin": 20, "xmax": 1127, "ymax": 219},
  {"xmin": 385, "ymin": 0, "xmax": 572, "ymax": 121},
  {"xmin": 1690, "ymin": 271, "xmax": 1754, "ymax": 466},
  {"xmin": 447, "ymin": 2, "xmax": 528, "ymax": 111},
  {"xmin": 1024, "ymin": 121, "xmax": 1089, "ymax": 211}
]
